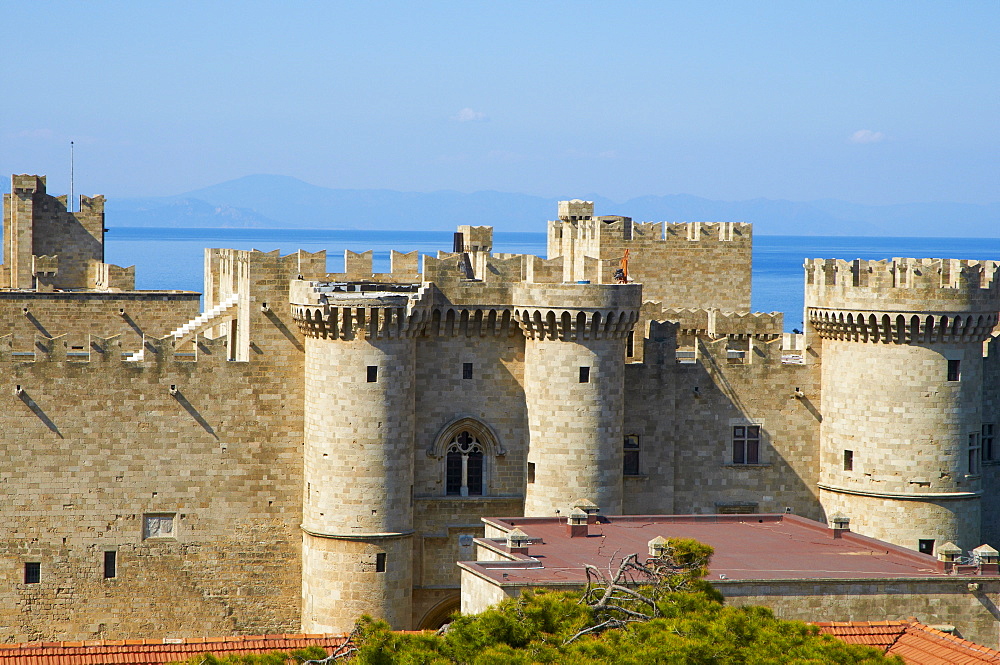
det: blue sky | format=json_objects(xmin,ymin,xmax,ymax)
[{"xmin": 2, "ymin": 1, "xmax": 997, "ymax": 205}]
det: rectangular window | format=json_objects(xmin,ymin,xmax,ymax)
[
  {"xmin": 366, "ymin": 366, "xmax": 378, "ymax": 383},
  {"xmin": 24, "ymin": 562, "xmax": 40, "ymax": 584},
  {"xmin": 918, "ymin": 539, "xmax": 935, "ymax": 556},
  {"xmin": 843, "ymin": 450, "xmax": 854, "ymax": 471},
  {"xmin": 375, "ymin": 552, "xmax": 387, "ymax": 573},
  {"xmin": 103, "ymin": 551, "xmax": 117, "ymax": 579},
  {"xmin": 626, "ymin": 330, "xmax": 635, "ymax": 358},
  {"xmin": 732, "ymin": 425, "xmax": 760, "ymax": 465},
  {"xmin": 947, "ymin": 359, "xmax": 961, "ymax": 382},
  {"xmin": 984, "ymin": 424, "xmax": 995, "ymax": 462},
  {"xmin": 579, "ymin": 367, "xmax": 590, "ymax": 383},
  {"xmin": 466, "ymin": 453, "xmax": 484, "ymax": 496},
  {"xmin": 143, "ymin": 513, "xmax": 175, "ymax": 539},
  {"xmin": 462, "ymin": 362, "xmax": 473, "ymax": 379},
  {"xmin": 445, "ymin": 451, "xmax": 463, "ymax": 495},
  {"xmin": 623, "ymin": 435, "xmax": 640, "ymax": 475},
  {"xmin": 527, "ymin": 462, "xmax": 535, "ymax": 484},
  {"xmin": 969, "ymin": 433, "xmax": 981, "ymax": 475}
]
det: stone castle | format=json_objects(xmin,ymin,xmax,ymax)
[{"xmin": 1, "ymin": 174, "xmax": 998, "ymax": 641}]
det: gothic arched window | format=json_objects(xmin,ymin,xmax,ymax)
[{"xmin": 445, "ymin": 431, "xmax": 484, "ymax": 496}]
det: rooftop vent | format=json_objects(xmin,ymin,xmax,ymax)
[
  {"xmin": 567, "ymin": 510, "xmax": 589, "ymax": 538},
  {"xmin": 973, "ymin": 544, "xmax": 1000, "ymax": 574},
  {"xmin": 573, "ymin": 499, "xmax": 600, "ymax": 524},
  {"xmin": 828, "ymin": 513, "xmax": 850, "ymax": 537},
  {"xmin": 507, "ymin": 528, "xmax": 531, "ymax": 555},
  {"xmin": 937, "ymin": 541, "xmax": 963, "ymax": 566},
  {"xmin": 648, "ymin": 535, "xmax": 669, "ymax": 559}
]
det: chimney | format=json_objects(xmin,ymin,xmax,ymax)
[
  {"xmin": 828, "ymin": 513, "xmax": 850, "ymax": 538},
  {"xmin": 973, "ymin": 544, "xmax": 1000, "ymax": 575},
  {"xmin": 648, "ymin": 535, "xmax": 669, "ymax": 559},
  {"xmin": 567, "ymin": 510, "xmax": 588, "ymax": 538},
  {"xmin": 937, "ymin": 541, "xmax": 962, "ymax": 573},
  {"xmin": 573, "ymin": 499, "xmax": 600, "ymax": 525},
  {"xmin": 506, "ymin": 528, "xmax": 531, "ymax": 556}
]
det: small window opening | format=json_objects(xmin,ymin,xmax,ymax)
[
  {"xmin": 103, "ymin": 551, "xmax": 117, "ymax": 579},
  {"xmin": 843, "ymin": 450, "xmax": 853, "ymax": 471},
  {"xmin": 462, "ymin": 362, "xmax": 473, "ymax": 379},
  {"xmin": 969, "ymin": 433, "xmax": 981, "ymax": 475},
  {"xmin": 367, "ymin": 366, "xmax": 378, "ymax": 383},
  {"xmin": 375, "ymin": 552, "xmax": 387, "ymax": 573},
  {"xmin": 732, "ymin": 425, "xmax": 760, "ymax": 465},
  {"xmin": 947, "ymin": 359, "xmax": 961, "ymax": 382},
  {"xmin": 24, "ymin": 562, "xmax": 40, "ymax": 584},
  {"xmin": 626, "ymin": 331, "xmax": 635, "ymax": 358},
  {"xmin": 623, "ymin": 435, "xmax": 640, "ymax": 475},
  {"xmin": 918, "ymin": 539, "xmax": 935, "ymax": 555},
  {"xmin": 579, "ymin": 367, "xmax": 590, "ymax": 383},
  {"xmin": 527, "ymin": 462, "xmax": 535, "ymax": 484},
  {"xmin": 983, "ymin": 424, "xmax": 995, "ymax": 462}
]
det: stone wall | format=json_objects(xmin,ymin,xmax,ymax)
[
  {"xmin": 0, "ymin": 291, "xmax": 200, "ymax": 353},
  {"xmin": 720, "ymin": 578, "xmax": 1000, "ymax": 649},
  {"xmin": 4, "ymin": 175, "xmax": 133, "ymax": 291},
  {"xmin": 982, "ymin": 336, "xmax": 1000, "ymax": 545},
  {"xmin": 817, "ymin": 339, "xmax": 984, "ymax": 551},
  {"xmin": 624, "ymin": 327, "xmax": 824, "ymax": 519},
  {"xmin": 548, "ymin": 217, "xmax": 752, "ymax": 311},
  {"xmin": 0, "ymin": 351, "xmax": 304, "ymax": 642}
]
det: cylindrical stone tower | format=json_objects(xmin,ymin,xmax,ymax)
[
  {"xmin": 292, "ymin": 283, "xmax": 427, "ymax": 632},
  {"xmin": 807, "ymin": 258, "xmax": 1000, "ymax": 552},
  {"xmin": 515, "ymin": 283, "xmax": 640, "ymax": 516}
]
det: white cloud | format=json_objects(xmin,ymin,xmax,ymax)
[
  {"xmin": 849, "ymin": 129, "xmax": 885, "ymax": 144},
  {"xmin": 452, "ymin": 107, "xmax": 487, "ymax": 122}
]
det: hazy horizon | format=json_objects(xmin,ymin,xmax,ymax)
[{"xmin": 2, "ymin": 2, "xmax": 997, "ymax": 210}]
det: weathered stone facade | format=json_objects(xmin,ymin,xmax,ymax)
[{"xmin": 0, "ymin": 181, "xmax": 997, "ymax": 640}]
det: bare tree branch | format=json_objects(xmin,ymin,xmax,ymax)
[{"xmin": 565, "ymin": 546, "xmax": 709, "ymax": 645}]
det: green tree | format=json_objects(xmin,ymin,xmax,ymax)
[{"xmin": 342, "ymin": 538, "xmax": 902, "ymax": 664}]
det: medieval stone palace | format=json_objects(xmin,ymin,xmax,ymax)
[{"xmin": 1, "ymin": 174, "xmax": 998, "ymax": 641}]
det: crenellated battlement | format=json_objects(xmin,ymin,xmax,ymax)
[
  {"xmin": 641, "ymin": 304, "xmax": 783, "ymax": 339},
  {"xmin": 550, "ymin": 216, "xmax": 751, "ymax": 245},
  {"xmin": 548, "ymin": 200, "xmax": 753, "ymax": 310},
  {"xmin": 290, "ymin": 281, "xmax": 430, "ymax": 340},
  {"xmin": 4, "ymin": 175, "xmax": 125, "ymax": 290},
  {"xmin": 512, "ymin": 283, "xmax": 641, "ymax": 341},
  {"xmin": 805, "ymin": 258, "xmax": 1000, "ymax": 315},
  {"xmin": 456, "ymin": 225, "xmax": 493, "ymax": 252}
]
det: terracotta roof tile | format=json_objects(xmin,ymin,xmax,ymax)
[
  {"xmin": 816, "ymin": 619, "xmax": 1000, "ymax": 664},
  {"xmin": 0, "ymin": 634, "xmax": 349, "ymax": 665}
]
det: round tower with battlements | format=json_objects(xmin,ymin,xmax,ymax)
[
  {"xmin": 807, "ymin": 258, "xmax": 1000, "ymax": 553},
  {"xmin": 291, "ymin": 281, "xmax": 428, "ymax": 632},
  {"xmin": 514, "ymin": 283, "xmax": 640, "ymax": 517}
]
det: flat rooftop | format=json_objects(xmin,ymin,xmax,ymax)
[{"xmin": 460, "ymin": 514, "xmax": 971, "ymax": 588}]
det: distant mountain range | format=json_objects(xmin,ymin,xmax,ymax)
[{"xmin": 8, "ymin": 174, "xmax": 1000, "ymax": 237}]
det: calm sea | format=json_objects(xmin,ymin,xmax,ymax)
[{"xmin": 105, "ymin": 228, "xmax": 1000, "ymax": 332}]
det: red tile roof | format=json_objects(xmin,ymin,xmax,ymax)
[
  {"xmin": 816, "ymin": 620, "xmax": 1000, "ymax": 664},
  {"xmin": 0, "ymin": 634, "xmax": 348, "ymax": 665}
]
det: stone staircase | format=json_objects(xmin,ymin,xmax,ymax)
[{"xmin": 168, "ymin": 294, "xmax": 240, "ymax": 344}]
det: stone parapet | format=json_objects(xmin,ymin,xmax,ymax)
[
  {"xmin": 290, "ymin": 281, "xmax": 429, "ymax": 340},
  {"xmin": 805, "ymin": 258, "xmax": 1000, "ymax": 313},
  {"xmin": 512, "ymin": 283, "xmax": 640, "ymax": 341},
  {"xmin": 808, "ymin": 307, "xmax": 998, "ymax": 343}
]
